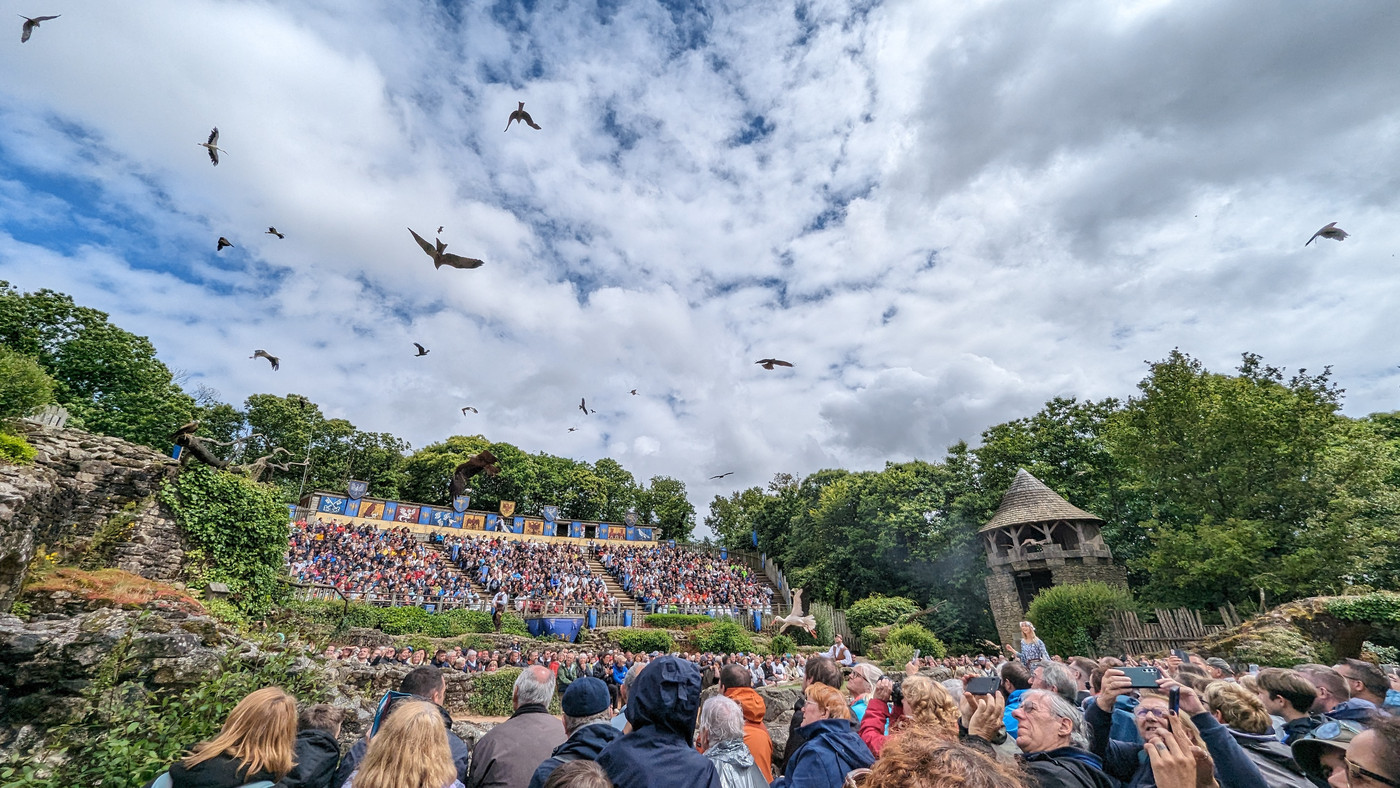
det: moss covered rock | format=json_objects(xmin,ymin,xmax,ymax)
[{"xmin": 1196, "ymin": 596, "xmax": 1383, "ymax": 666}]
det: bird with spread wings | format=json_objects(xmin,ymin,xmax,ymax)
[
  {"xmin": 505, "ymin": 101, "xmax": 542, "ymax": 131},
  {"xmin": 755, "ymin": 358, "xmax": 793, "ymax": 370},
  {"xmin": 449, "ymin": 450, "xmax": 500, "ymax": 498},
  {"xmin": 198, "ymin": 127, "xmax": 226, "ymax": 166},
  {"xmin": 250, "ymin": 350, "xmax": 279, "ymax": 370},
  {"xmin": 19, "ymin": 14, "xmax": 58, "ymax": 43},
  {"xmin": 409, "ymin": 228, "xmax": 484, "ymax": 270},
  {"xmin": 1305, "ymin": 222, "xmax": 1348, "ymax": 246},
  {"xmin": 413, "ymin": 343, "xmax": 429, "ymax": 357}
]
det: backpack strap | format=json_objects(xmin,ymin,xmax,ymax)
[{"xmin": 150, "ymin": 773, "xmax": 173, "ymax": 788}]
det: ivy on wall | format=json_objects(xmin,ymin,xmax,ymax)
[{"xmin": 159, "ymin": 465, "xmax": 290, "ymax": 615}]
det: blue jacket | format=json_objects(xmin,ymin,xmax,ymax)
[
  {"xmin": 1327, "ymin": 699, "xmax": 1381, "ymax": 724},
  {"xmin": 596, "ymin": 657, "xmax": 720, "ymax": 788},
  {"xmin": 1005, "ymin": 689, "xmax": 1029, "ymax": 737},
  {"xmin": 771, "ymin": 719, "xmax": 875, "ymax": 788},
  {"xmin": 528, "ymin": 722, "xmax": 623, "ymax": 788},
  {"xmin": 1086, "ymin": 704, "xmax": 1267, "ymax": 788}
]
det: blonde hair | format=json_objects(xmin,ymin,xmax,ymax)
[
  {"xmin": 807, "ymin": 683, "xmax": 854, "ymax": 721},
  {"xmin": 183, "ymin": 686, "xmax": 296, "ymax": 778},
  {"xmin": 898, "ymin": 676, "xmax": 959, "ymax": 736},
  {"xmin": 1203, "ymin": 681, "xmax": 1272, "ymax": 735},
  {"xmin": 354, "ymin": 701, "xmax": 456, "ymax": 788}
]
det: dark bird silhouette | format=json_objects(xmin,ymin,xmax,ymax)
[
  {"xmin": 1305, "ymin": 222, "xmax": 1349, "ymax": 246},
  {"xmin": 448, "ymin": 450, "xmax": 500, "ymax": 498},
  {"xmin": 630, "ymin": 389, "xmax": 638, "ymax": 395},
  {"xmin": 409, "ymin": 227, "xmax": 484, "ymax": 270},
  {"xmin": 579, "ymin": 397, "xmax": 594, "ymax": 414},
  {"xmin": 505, "ymin": 101, "xmax": 542, "ymax": 131},
  {"xmin": 266, "ymin": 227, "xmax": 284, "ymax": 239},
  {"xmin": 198, "ymin": 127, "xmax": 226, "ymax": 166},
  {"xmin": 170, "ymin": 420, "xmax": 200, "ymax": 442},
  {"xmin": 250, "ymin": 349, "xmax": 279, "ymax": 371},
  {"xmin": 437, "ymin": 226, "xmax": 444, "ymax": 234},
  {"xmin": 19, "ymin": 14, "xmax": 58, "ymax": 42},
  {"xmin": 710, "ymin": 472, "xmax": 734, "ymax": 480},
  {"xmin": 413, "ymin": 342, "xmax": 429, "ymax": 357},
  {"xmin": 217, "ymin": 237, "xmax": 233, "ymax": 251},
  {"xmin": 755, "ymin": 358, "xmax": 794, "ymax": 370},
  {"xmin": 567, "ymin": 427, "xmax": 578, "ymax": 433},
  {"xmin": 461, "ymin": 406, "xmax": 478, "ymax": 415}
]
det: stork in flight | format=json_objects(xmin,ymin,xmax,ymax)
[{"xmin": 198, "ymin": 127, "xmax": 227, "ymax": 166}]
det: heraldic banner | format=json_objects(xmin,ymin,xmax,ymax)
[
  {"xmin": 499, "ymin": 500, "xmax": 516, "ymax": 517},
  {"xmin": 524, "ymin": 519, "xmax": 545, "ymax": 536}
]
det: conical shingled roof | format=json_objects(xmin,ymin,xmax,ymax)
[{"xmin": 979, "ymin": 469, "xmax": 1102, "ymax": 533}]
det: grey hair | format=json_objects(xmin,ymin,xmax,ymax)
[
  {"xmin": 619, "ymin": 660, "xmax": 644, "ymax": 703},
  {"xmin": 1039, "ymin": 662, "xmax": 1080, "ymax": 706},
  {"xmin": 1026, "ymin": 690, "xmax": 1089, "ymax": 749},
  {"xmin": 564, "ymin": 709, "xmax": 613, "ymax": 735},
  {"xmin": 698, "ymin": 696, "xmax": 746, "ymax": 743},
  {"xmin": 514, "ymin": 665, "xmax": 556, "ymax": 708}
]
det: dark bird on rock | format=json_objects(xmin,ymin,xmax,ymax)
[
  {"xmin": 217, "ymin": 236, "xmax": 233, "ymax": 251},
  {"xmin": 409, "ymin": 227, "xmax": 484, "ymax": 270},
  {"xmin": 19, "ymin": 14, "xmax": 58, "ymax": 42},
  {"xmin": 505, "ymin": 101, "xmax": 542, "ymax": 131},
  {"xmin": 448, "ymin": 450, "xmax": 500, "ymax": 498},
  {"xmin": 198, "ymin": 127, "xmax": 226, "ymax": 166},
  {"xmin": 250, "ymin": 349, "xmax": 279, "ymax": 370},
  {"xmin": 1305, "ymin": 222, "xmax": 1349, "ymax": 246},
  {"xmin": 266, "ymin": 227, "xmax": 284, "ymax": 239},
  {"xmin": 413, "ymin": 342, "xmax": 429, "ymax": 357},
  {"xmin": 170, "ymin": 420, "xmax": 200, "ymax": 442},
  {"xmin": 710, "ymin": 472, "xmax": 734, "ymax": 480},
  {"xmin": 461, "ymin": 406, "xmax": 478, "ymax": 415},
  {"xmin": 755, "ymin": 358, "xmax": 793, "ymax": 370}
]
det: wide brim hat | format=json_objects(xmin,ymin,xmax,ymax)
[{"xmin": 1291, "ymin": 720, "xmax": 1363, "ymax": 778}]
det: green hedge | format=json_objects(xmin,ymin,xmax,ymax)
[
  {"xmin": 846, "ymin": 594, "xmax": 920, "ymax": 638},
  {"xmin": 643, "ymin": 613, "xmax": 713, "ymax": 629},
  {"xmin": 1328, "ymin": 593, "xmax": 1400, "ymax": 625},
  {"xmin": 612, "ymin": 629, "xmax": 674, "ymax": 654},
  {"xmin": 1027, "ymin": 581, "xmax": 1135, "ymax": 657},
  {"xmin": 885, "ymin": 624, "xmax": 946, "ymax": 659},
  {"xmin": 280, "ymin": 598, "xmax": 528, "ymax": 638},
  {"xmin": 466, "ymin": 667, "xmax": 563, "ymax": 717},
  {"xmin": 769, "ymin": 634, "xmax": 797, "ymax": 656},
  {"xmin": 693, "ymin": 621, "xmax": 755, "ymax": 654}
]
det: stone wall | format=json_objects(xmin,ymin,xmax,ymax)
[
  {"xmin": 985, "ymin": 557, "xmax": 1129, "ymax": 647},
  {"xmin": 0, "ymin": 423, "xmax": 186, "ymax": 612},
  {"xmin": 984, "ymin": 570, "xmax": 1023, "ymax": 647}
]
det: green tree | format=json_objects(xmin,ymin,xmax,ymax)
[
  {"xmin": 639, "ymin": 476, "xmax": 696, "ymax": 542},
  {"xmin": 0, "ymin": 283, "xmax": 196, "ymax": 448},
  {"xmin": 0, "ymin": 345, "xmax": 55, "ymax": 419}
]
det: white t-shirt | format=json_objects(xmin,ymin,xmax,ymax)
[{"xmin": 493, "ymin": 592, "xmax": 508, "ymax": 610}]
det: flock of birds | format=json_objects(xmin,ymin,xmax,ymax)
[{"xmin": 17, "ymin": 12, "xmax": 1356, "ymax": 491}]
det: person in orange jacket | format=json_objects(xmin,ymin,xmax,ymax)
[{"xmin": 719, "ymin": 664, "xmax": 775, "ymax": 781}]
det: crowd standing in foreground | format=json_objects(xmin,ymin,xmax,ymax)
[{"xmin": 146, "ymin": 635, "xmax": 1400, "ymax": 788}]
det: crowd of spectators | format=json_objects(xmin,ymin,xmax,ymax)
[
  {"xmin": 594, "ymin": 543, "xmax": 775, "ymax": 615},
  {"xmin": 445, "ymin": 534, "xmax": 618, "ymax": 610},
  {"xmin": 288, "ymin": 520, "xmax": 478, "ymax": 606}
]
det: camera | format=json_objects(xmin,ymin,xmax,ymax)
[{"xmin": 881, "ymin": 674, "xmax": 905, "ymax": 706}]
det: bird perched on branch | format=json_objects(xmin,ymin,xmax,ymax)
[
  {"xmin": 755, "ymin": 358, "xmax": 793, "ymax": 370},
  {"xmin": 409, "ymin": 228, "xmax": 484, "ymax": 270},
  {"xmin": 413, "ymin": 342, "xmax": 429, "ymax": 357},
  {"xmin": 505, "ymin": 101, "xmax": 542, "ymax": 131},
  {"xmin": 266, "ymin": 227, "xmax": 285, "ymax": 239},
  {"xmin": 250, "ymin": 349, "xmax": 279, "ymax": 370},
  {"xmin": 449, "ymin": 450, "xmax": 500, "ymax": 498},
  {"xmin": 198, "ymin": 127, "xmax": 226, "ymax": 166},
  {"xmin": 461, "ymin": 406, "xmax": 478, "ymax": 415},
  {"xmin": 217, "ymin": 237, "xmax": 233, "ymax": 251},
  {"xmin": 19, "ymin": 14, "xmax": 58, "ymax": 42},
  {"xmin": 1305, "ymin": 222, "xmax": 1348, "ymax": 246},
  {"xmin": 170, "ymin": 420, "xmax": 200, "ymax": 442}
]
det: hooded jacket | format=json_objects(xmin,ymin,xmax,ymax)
[
  {"xmin": 771, "ymin": 718, "xmax": 875, "ymax": 788},
  {"xmin": 528, "ymin": 721, "xmax": 623, "ymax": 788},
  {"xmin": 722, "ymin": 686, "xmax": 775, "ymax": 781},
  {"xmin": 1226, "ymin": 729, "xmax": 1315, "ymax": 788},
  {"xmin": 154, "ymin": 754, "xmax": 278, "ymax": 788},
  {"xmin": 1021, "ymin": 747, "xmax": 1118, "ymax": 788},
  {"xmin": 704, "ymin": 738, "xmax": 769, "ymax": 788},
  {"xmin": 596, "ymin": 657, "xmax": 721, "ymax": 788},
  {"xmin": 277, "ymin": 729, "xmax": 341, "ymax": 788},
  {"xmin": 1086, "ymin": 703, "xmax": 1268, "ymax": 788}
]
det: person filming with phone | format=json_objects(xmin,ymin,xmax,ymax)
[{"xmin": 1089, "ymin": 667, "xmax": 1269, "ymax": 788}]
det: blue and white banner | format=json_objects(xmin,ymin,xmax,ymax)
[
  {"xmin": 569, "ymin": 521, "xmax": 584, "ymax": 538},
  {"xmin": 318, "ymin": 496, "xmax": 347, "ymax": 514},
  {"xmin": 347, "ymin": 480, "xmax": 369, "ymax": 500},
  {"xmin": 542, "ymin": 505, "xmax": 559, "ymax": 523},
  {"xmin": 452, "ymin": 495, "xmax": 471, "ymax": 513}
]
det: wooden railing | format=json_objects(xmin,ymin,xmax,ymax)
[{"xmin": 1106, "ymin": 606, "xmax": 1241, "ymax": 655}]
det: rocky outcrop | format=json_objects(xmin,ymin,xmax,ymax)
[
  {"xmin": 1195, "ymin": 595, "xmax": 1390, "ymax": 665},
  {"xmin": 0, "ymin": 423, "xmax": 186, "ymax": 612}
]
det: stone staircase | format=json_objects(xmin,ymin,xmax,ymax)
[{"xmin": 583, "ymin": 556, "xmax": 635, "ymax": 607}]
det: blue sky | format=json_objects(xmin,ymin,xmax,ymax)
[{"xmin": 2, "ymin": 0, "xmax": 1399, "ymax": 512}]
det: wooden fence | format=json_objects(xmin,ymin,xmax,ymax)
[{"xmin": 1107, "ymin": 605, "xmax": 1242, "ymax": 655}]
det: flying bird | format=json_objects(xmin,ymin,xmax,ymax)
[
  {"xmin": 250, "ymin": 349, "xmax": 280, "ymax": 371},
  {"xmin": 198, "ymin": 127, "xmax": 226, "ymax": 166},
  {"xmin": 409, "ymin": 227, "xmax": 484, "ymax": 270},
  {"xmin": 710, "ymin": 472, "xmax": 734, "ymax": 480},
  {"xmin": 1304, "ymin": 222, "xmax": 1349, "ymax": 246},
  {"xmin": 217, "ymin": 237, "xmax": 233, "ymax": 251},
  {"xmin": 448, "ymin": 450, "xmax": 500, "ymax": 498},
  {"xmin": 170, "ymin": 420, "xmax": 200, "ymax": 442},
  {"xmin": 755, "ymin": 358, "xmax": 794, "ymax": 370},
  {"xmin": 437, "ymin": 226, "xmax": 444, "ymax": 234},
  {"xmin": 505, "ymin": 101, "xmax": 542, "ymax": 131},
  {"xmin": 567, "ymin": 427, "xmax": 578, "ymax": 433},
  {"xmin": 579, "ymin": 398, "xmax": 594, "ymax": 414},
  {"xmin": 413, "ymin": 342, "xmax": 429, "ymax": 357},
  {"xmin": 461, "ymin": 406, "xmax": 478, "ymax": 415},
  {"xmin": 629, "ymin": 389, "xmax": 638, "ymax": 395},
  {"xmin": 19, "ymin": 14, "xmax": 58, "ymax": 42},
  {"xmin": 266, "ymin": 227, "xmax": 285, "ymax": 239}
]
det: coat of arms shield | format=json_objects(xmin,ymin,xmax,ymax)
[
  {"xmin": 347, "ymin": 480, "xmax": 369, "ymax": 500},
  {"xmin": 452, "ymin": 495, "xmax": 471, "ymax": 513},
  {"xmin": 499, "ymin": 500, "xmax": 516, "ymax": 517},
  {"xmin": 624, "ymin": 510, "xmax": 639, "ymax": 527},
  {"xmin": 542, "ymin": 505, "xmax": 559, "ymax": 523}
]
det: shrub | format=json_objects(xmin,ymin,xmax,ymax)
[
  {"xmin": 0, "ymin": 346, "xmax": 54, "ymax": 420},
  {"xmin": 467, "ymin": 667, "xmax": 562, "ymax": 716},
  {"xmin": 612, "ymin": 629, "xmax": 674, "ymax": 654},
  {"xmin": 769, "ymin": 634, "xmax": 797, "ymax": 656},
  {"xmin": 1328, "ymin": 593, "xmax": 1400, "ymax": 625},
  {"xmin": 644, "ymin": 613, "xmax": 713, "ymax": 629},
  {"xmin": 0, "ymin": 429, "xmax": 37, "ymax": 465},
  {"xmin": 377, "ymin": 606, "xmax": 451, "ymax": 637},
  {"xmin": 440, "ymin": 608, "xmax": 497, "ymax": 634},
  {"xmin": 693, "ymin": 621, "xmax": 755, "ymax": 654},
  {"xmin": 1027, "ymin": 581, "xmax": 1135, "ymax": 657},
  {"xmin": 846, "ymin": 594, "xmax": 921, "ymax": 638},
  {"xmin": 881, "ymin": 642, "xmax": 916, "ymax": 668},
  {"xmin": 885, "ymin": 624, "xmax": 946, "ymax": 659}
]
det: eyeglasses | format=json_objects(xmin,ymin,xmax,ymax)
[
  {"xmin": 1347, "ymin": 759, "xmax": 1400, "ymax": 788},
  {"xmin": 1134, "ymin": 707, "xmax": 1168, "ymax": 719}
]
